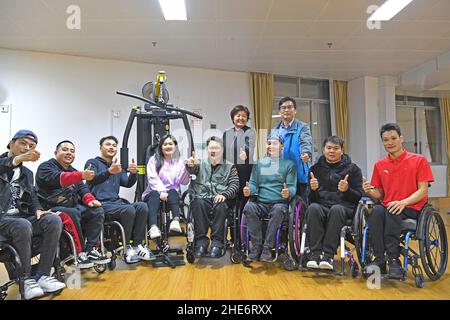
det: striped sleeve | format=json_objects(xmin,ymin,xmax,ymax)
[{"xmin": 221, "ymin": 167, "xmax": 239, "ymax": 199}]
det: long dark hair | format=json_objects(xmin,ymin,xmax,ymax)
[{"xmin": 155, "ymin": 134, "xmax": 180, "ymax": 174}]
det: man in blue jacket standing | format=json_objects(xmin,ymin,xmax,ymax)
[{"xmin": 272, "ymin": 96, "xmax": 312, "ymax": 201}]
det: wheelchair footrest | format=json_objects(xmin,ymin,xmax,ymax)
[{"xmin": 151, "ymin": 254, "xmax": 186, "ymax": 268}]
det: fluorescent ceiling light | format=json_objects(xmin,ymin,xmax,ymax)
[
  {"xmin": 159, "ymin": 0, "xmax": 187, "ymax": 21},
  {"xmin": 368, "ymin": 0, "xmax": 413, "ymax": 21}
]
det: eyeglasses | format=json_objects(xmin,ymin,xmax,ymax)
[{"xmin": 280, "ymin": 105, "xmax": 295, "ymax": 111}]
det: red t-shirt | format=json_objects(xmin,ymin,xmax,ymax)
[{"xmin": 371, "ymin": 149, "xmax": 434, "ymax": 211}]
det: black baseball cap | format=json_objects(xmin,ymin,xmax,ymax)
[{"xmin": 7, "ymin": 129, "xmax": 38, "ymax": 149}]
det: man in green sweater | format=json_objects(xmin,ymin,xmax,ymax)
[
  {"xmin": 186, "ymin": 136, "xmax": 240, "ymax": 258},
  {"xmin": 242, "ymin": 134, "xmax": 297, "ymax": 262}
]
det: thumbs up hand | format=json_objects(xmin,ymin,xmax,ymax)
[
  {"xmin": 243, "ymin": 181, "xmax": 250, "ymax": 197},
  {"xmin": 362, "ymin": 176, "xmax": 374, "ymax": 194},
  {"xmin": 310, "ymin": 172, "xmax": 319, "ymax": 191},
  {"xmin": 239, "ymin": 147, "xmax": 247, "ymax": 161},
  {"xmin": 108, "ymin": 158, "xmax": 122, "ymax": 175},
  {"xmin": 281, "ymin": 182, "xmax": 290, "ymax": 199},
  {"xmin": 187, "ymin": 151, "xmax": 199, "ymax": 167},
  {"xmin": 338, "ymin": 174, "xmax": 349, "ymax": 192},
  {"xmin": 128, "ymin": 158, "xmax": 137, "ymax": 174},
  {"xmin": 83, "ymin": 164, "xmax": 95, "ymax": 181}
]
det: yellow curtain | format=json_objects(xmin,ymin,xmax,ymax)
[
  {"xmin": 333, "ymin": 80, "xmax": 349, "ymax": 153},
  {"xmin": 250, "ymin": 72, "xmax": 274, "ymax": 159},
  {"xmin": 440, "ymin": 97, "xmax": 450, "ymax": 196}
]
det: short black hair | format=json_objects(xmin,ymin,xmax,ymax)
[
  {"xmin": 206, "ymin": 136, "xmax": 223, "ymax": 147},
  {"xmin": 322, "ymin": 135, "xmax": 344, "ymax": 149},
  {"xmin": 100, "ymin": 136, "xmax": 118, "ymax": 146},
  {"xmin": 278, "ymin": 96, "xmax": 296, "ymax": 109},
  {"xmin": 230, "ymin": 105, "xmax": 250, "ymax": 121},
  {"xmin": 380, "ymin": 123, "xmax": 401, "ymax": 138},
  {"xmin": 56, "ymin": 140, "xmax": 75, "ymax": 150}
]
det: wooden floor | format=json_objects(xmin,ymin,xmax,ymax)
[{"xmin": 2, "ymin": 211, "xmax": 450, "ymax": 300}]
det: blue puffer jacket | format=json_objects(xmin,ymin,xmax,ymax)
[{"xmin": 273, "ymin": 119, "xmax": 312, "ymax": 184}]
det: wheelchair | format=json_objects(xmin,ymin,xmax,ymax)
[
  {"xmin": 238, "ymin": 196, "xmax": 297, "ymax": 270},
  {"xmin": 58, "ymin": 215, "xmax": 125, "ymax": 274},
  {"xmin": 182, "ymin": 191, "xmax": 241, "ymax": 264},
  {"xmin": 354, "ymin": 197, "xmax": 448, "ymax": 288},
  {"xmin": 0, "ymin": 234, "xmax": 65, "ymax": 300},
  {"xmin": 293, "ymin": 199, "xmax": 360, "ymax": 277}
]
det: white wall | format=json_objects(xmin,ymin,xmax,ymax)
[
  {"xmin": 0, "ymin": 48, "xmax": 251, "ymax": 200},
  {"xmin": 348, "ymin": 76, "xmax": 380, "ymax": 178}
]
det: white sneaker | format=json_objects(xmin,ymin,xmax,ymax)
[
  {"xmin": 306, "ymin": 260, "xmax": 319, "ymax": 269},
  {"xmin": 125, "ymin": 245, "xmax": 140, "ymax": 264},
  {"xmin": 37, "ymin": 276, "xmax": 66, "ymax": 293},
  {"xmin": 169, "ymin": 220, "xmax": 182, "ymax": 233},
  {"xmin": 134, "ymin": 244, "xmax": 155, "ymax": 261},
  {"xmin": 23, "ymin": 278, "xmax": 44, "ymax": 300},
  {"xmin": 149, "ymin": 225, "xmax": 161, "ymax": 239},
  {"xmin": 319, "ymin": 258, "xmax": 334, "ymax": 271}
]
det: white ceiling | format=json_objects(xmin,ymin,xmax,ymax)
[{"xmin": 1, "ymin": 0, "xmax": 450, "ymax": 89}]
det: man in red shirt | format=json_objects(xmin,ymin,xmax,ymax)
[{"xmin": 363, "ymin": 123, "xmax": 434, "ymax": 279}]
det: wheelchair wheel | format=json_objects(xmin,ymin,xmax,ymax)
[
  {"xmin": 0, "ymin": 289, "xmax": 6, "ymax": 300},
  {"xmin": 186, "ymin": 251, "xmax": 195, "ymax": 264},
  {"xmin": 281, "ymin": 254, "xmax": 296, "ymax": 271},
  {"xmin": 94, "ymin": 264, "xmax": 107, "ymax": 274},
  {"xmin": 230, "ymin": 251, "xmax": 243, "ymax": 264},
  {"xmin": 415, "ymin": 275, "xmax": 425, "ymax": 288},
  {"xmin": 418, "ymin": 208, "xmax": 448, "ymax": 281},
  {"xmin": 354, "ymin": 204, "xmax": 375, "ymax": 268},
  {"xmin": 350, "ymin": 262, "xmax": 359, "ymax": 278},
  {"xmin": 288, "ymin": 198, "xmax": 306, "ymax": 263},
  {"xmin": 108, "ymin": 257, "xmax": 117, "ymax": 271}
]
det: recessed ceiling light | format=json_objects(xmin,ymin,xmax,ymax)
[
  {"xmin": 368, "ymin": 0, "xmax": 413, "ymax": 21},
  {"xmin": 159, "ymin": 0, "xmax": 187, "ymax": 21}
]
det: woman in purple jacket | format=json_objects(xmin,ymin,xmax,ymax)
[{"xmin": 142, "ymin": 135, "xmax": 190, "ymax": 238}]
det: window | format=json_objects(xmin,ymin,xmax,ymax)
[
  {"xmin": 396, "ymin": 95, "xmax": 442, "ymax": 164},
  {"xmin": 272, "ymin": 76, "xmax": 331, "ymax": 161}
]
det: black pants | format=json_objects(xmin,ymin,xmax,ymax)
[
  {"xmin": 52, "ymin": 204, "xmax": 104, "ymax": 253},
  {"xmin": 0, "ymin": 214, "xmax": 62, "ymax": 278},
  {"xmin": 306, "ymin": 203, "xmax": 354, "ymax": 257},
  {"xmin": 366, "ymin": 204, "xmax": 420, "ymax": 260},
  {"xmin": 102, "ymin": 200, "xmax": 148, "ymax": 245},
  {"xmin": 243, "ymin": 202, "xmax": 288, "ymax": 249},
  {"xmin": 144, "ymin": 189, "xmax": 181, "ymax": 226},
  {"xmin": 191, "ymin": 198, "xmax": 230, "ymax": 249}
]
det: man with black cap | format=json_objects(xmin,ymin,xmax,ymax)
[
  {"xmin": 0, "ymin": 130, "xmax": 66, "ymax": 299},
  {"xmin": 242, "ymin": 134, "xmax": 297, "ymax": 262}
]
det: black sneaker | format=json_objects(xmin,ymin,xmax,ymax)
[
  {"xmin": 259, "ymin": 246, "xmax": 273, "ymax": 262},
  {"xmin": 248, "ymin": 245, "xmax": 262, "ymax": 261},
  {"xmin": 87, "ymin": 248, "xmax": 111, "ymax": 265},
  {"xmin": 76, "ymin": 252, "xmax": 94, "ymax": 269},
  {"xmin": 319, "ymin": 254, "xmax": 334, "ymax": 271},
  {"xmin": 388, "ymin": 258, "xmax": 404, "ymax": 280}
]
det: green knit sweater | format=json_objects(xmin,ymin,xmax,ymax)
[{"xmin": 249, "ymin": 156, "xmax": 297, "ymax": 203}]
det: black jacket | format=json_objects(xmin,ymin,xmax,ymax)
[
  {"xmin": 0, "ymin": 152, "xmax": 42, "ymax": 219},
  {"xmin": 35, "ymin": 158, "xmax": 91, "ymax": 209},
  {"xmin": 85, "ymin": 156, "xmax": 137, "ymax": 202},
  {"xmin": 308, "ymin": 154, "xmax": 363, "ymax": 210}
]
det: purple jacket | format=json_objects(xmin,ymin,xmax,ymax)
[{"xmin": 142, "ymin": 156, "xmax": 190, "ymax": 199}]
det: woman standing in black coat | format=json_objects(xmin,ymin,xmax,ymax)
[{"xmin": 223, "ymin": 105, "xmax": 256, "ymax": 212}]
